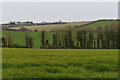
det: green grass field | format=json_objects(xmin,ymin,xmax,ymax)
[
  {"xmin": 2, "ymin": 48, "xmax": 118, "ymax": 78},
  {"xmin": 2, "ymin": 31, "xmax": 53, "ymax": 48},
  {"xmin": 79, "ymin": 20, "xmax": 118, "ymax": 30}
]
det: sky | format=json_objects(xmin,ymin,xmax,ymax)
[
  {"xmin": 0, "ymin": 0, "xmax": 119, "ymax": 2},
  {"xmin": 1, "ymin": 2, "xmax": 118, "ymax": 23}
]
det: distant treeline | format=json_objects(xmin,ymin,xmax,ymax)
[
  {"xmin": 1, "ymin": 24, "xmax": 119, "ymax": 49},
  {"xmin": 2, "ymin": 20, "xmax": 67, "ymax": 28}
]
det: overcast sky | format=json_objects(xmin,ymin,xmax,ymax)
[{"xmin": 2, "ymin": 2, "xmax": 118, "ymax": 23}]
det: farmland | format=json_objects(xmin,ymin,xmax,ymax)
[
  {"xmin": 79, "ymin": 20, "xmax": 118, "ymax": 30},
  {"xmin": 2, "ymin": 48, "xmax": 118, "ymax": 78},
  {"xmin": 2, "ymin": 19, "xmax": 119, "ymax": 78},
  {"xmin": 8, "ymin": 21, "xmax": 93, "ymax": 31},
  {"xmin": 2, "ymin": 31, "xmax": 47, "ymax": 48},
  {"xmin": 6, "ymin": 20, "xmax": 119, "ymax": 31},
  {"xmin": 2, "ymin": 20, "xmax": 119, "ymax": 48}
]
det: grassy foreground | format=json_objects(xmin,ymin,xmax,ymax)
[{"xmin": 2, "ymin": 48, "xmax": 118, "ymax": 78}]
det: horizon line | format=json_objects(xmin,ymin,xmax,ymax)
[{"xmin": 1, "ymin": 18, "xmax": 118, "ymax": 24}]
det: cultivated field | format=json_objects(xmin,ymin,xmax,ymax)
[
  {"xmin": 2, "ymin": 48, "xmax": 118, "ymax": 78},
  {"xmin": 7, "ymin": 20, "xmax": 118, "ymax": 31},
  {"xmin": 8, "ymin": 21, "xmax": 93, "ymax": 31}
]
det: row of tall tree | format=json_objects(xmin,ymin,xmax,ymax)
[{"xmin": 40, "ymin": 27, "xmax": 119, "ymax": 49}]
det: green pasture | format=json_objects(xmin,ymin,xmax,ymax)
[
  {"xmin": 2, "ymin": 48, "xmax": 118, "ymax": 78},
  {"xmin": 2, "ymin": 31, "xmax": 53, "ymax": 48},
  {"xmin": 80, "ymin": 20, "xmax": 118, "ymax": 30}
]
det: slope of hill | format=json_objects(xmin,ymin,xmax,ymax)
[{"xmin": 76, "ymin": 20, "xmax": 118, "ymax": 30}]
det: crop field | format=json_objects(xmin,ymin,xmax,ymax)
[
  {"xmin": 7, "ymin": 20, "xmax": 119, "ymax": 31},
  {"xmin": 2, "ymin": 48, "xmax": 118, "ymax": 78},
  {"xmin": 8, "ymin": 21, "xmax": 93, "ymax": 31}
]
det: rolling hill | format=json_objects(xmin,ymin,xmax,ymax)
[
  {"xmin": 8, "ymin": 21, "xmax": 93, "ymax": 31},
  {"xmin": 7, "ymin": 19, "xmax": 119, "ymax": 31}
]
